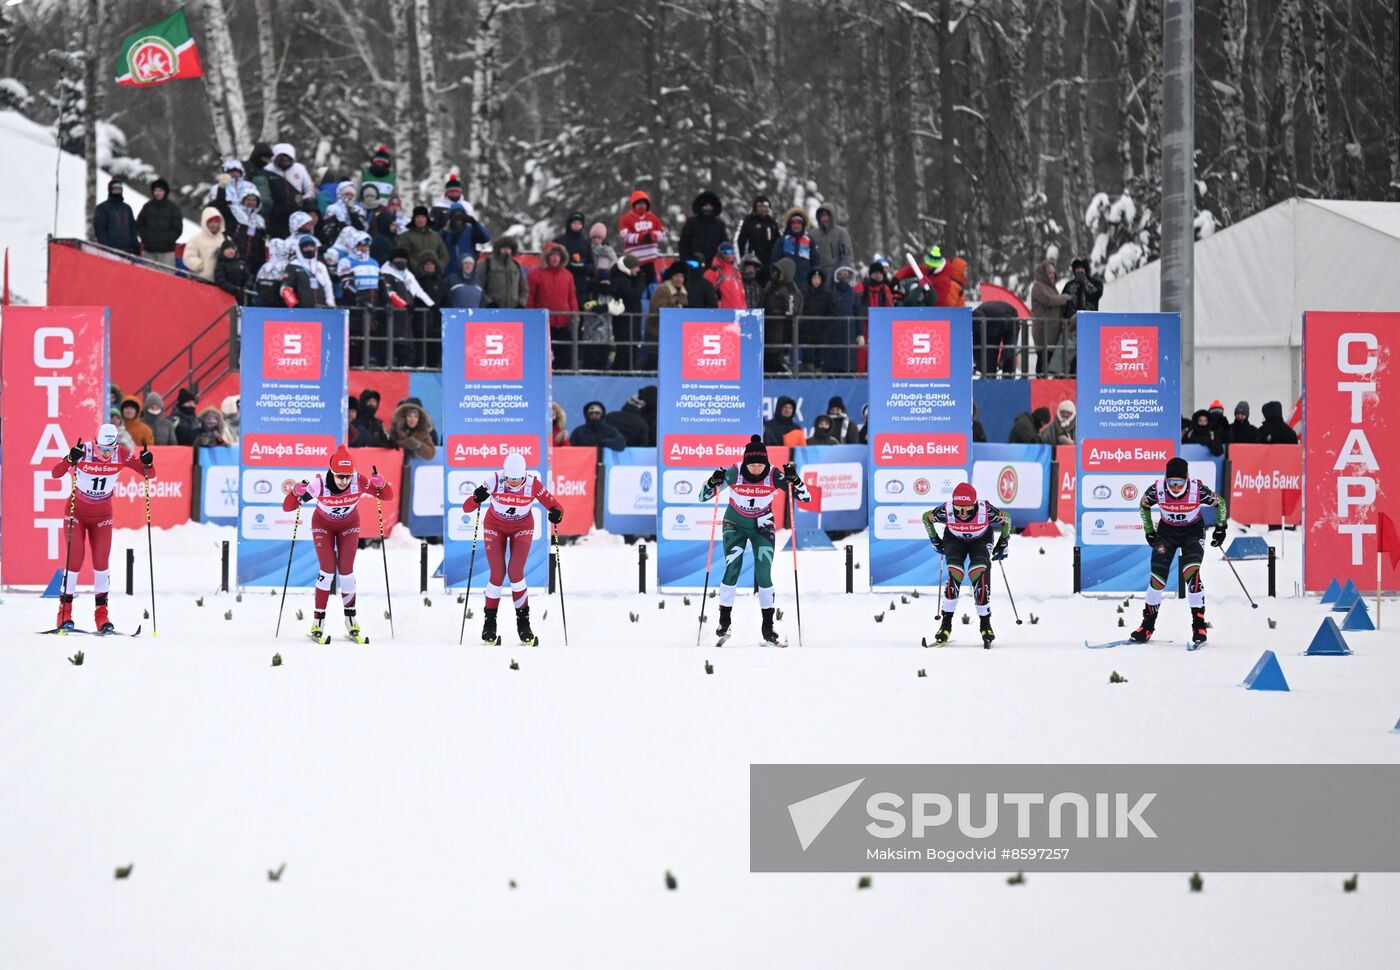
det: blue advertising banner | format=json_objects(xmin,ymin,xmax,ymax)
[
  {"xmin": 656, "ymin": 307, "xmax": 765, "ymax": 589},
  {"xmin": 197, "ymin": 446, "xmax": 239, "ymax": 525},
  {"xmin": 867, "ymin": 307, "xmax": 974, "ymax": 587},
  {"xmin": 1075, "ymin": 311, "xmax": 1181, "ymax": 592},
  {"xmin": 603, "ymin": 447, "xmax": 658, "ymax": 536},
  {"xmin": 237, "ymin": 308, "xmax": 349, "ymax": 586},
  {"xmin": 790, "ymin": 444, "xmax": 868, "ymax": 532},
  {"xmin": 969, "ymin": 443, "xmax": 1053, "ymax": 528},
  {"xmin": 405, "ymin": 452, "xmax": 444, "ymax": 538},
  {"xmin": 439, "ymin": 309, "xmax": 551, "ymax": 589}
]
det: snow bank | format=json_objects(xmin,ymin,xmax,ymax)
[{"xmin": 0, "ymin": 109, "xmax": 199, "ymax": 305}]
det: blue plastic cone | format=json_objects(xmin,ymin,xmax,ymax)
[
  {"xmin": 1242, "ymin": 650, "xmax": 1290, "ymax": 691},
  {"xmin": 1341, "ymin": 600, "xmax": 1375, "ymax": 632},
  {"xmin": 1332, "ymin": 580, "xmax": 1361, "ymax": 611},
  {"xmin": 41, "ymin": 569, "xmax": 64, "ymax": 599},
  {"xmin": 1306, "ymin": 616, "xmax": 1354, "ymax": 654},
  {"xmin": 1321, "ymin": 578, "xmax": 1343, "ymax": 604}
]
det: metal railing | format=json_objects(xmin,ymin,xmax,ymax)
[
  {"xmin": 329, "ymin": 309, "xmax": 1080, "ymax": 378},
  {"xmin": 136, "ymin": 304, "xmax": 241, "ymax": 403}
]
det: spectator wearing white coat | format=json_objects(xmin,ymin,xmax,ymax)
[
  {"xmin": 266, "ymin": 143, "xmax": 316, "ymax": 204},
  {"xmin": 182, "ymin": 207, "xmax": 228, "ymax": 281}
]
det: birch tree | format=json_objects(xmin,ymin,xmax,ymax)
[
  {"xmin": 391, "ymin": 0, "xmax": 416, "ymax": 203},
  {"xmin": 253, "ymin": 0, "xmax": 280, "ymax": 142},
  {"xmin": 199, "ymin": 0, "xmax": 251, "ymax": 154}
]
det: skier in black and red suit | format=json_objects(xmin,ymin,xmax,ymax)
[
  {"xmin": 922, "ymin": 482, "xmax": 1012, "ymax": 647},
  {"xmin": 1131, "ymin": 455, "xmax": 1229, "ymax": 647},
  {"xmin": 283, "ymin": 444, "xmax": 393, "ymax": 643},
  {"xmin": 50, "ymin": 423, "xmax": 155, "ymax": 632},
  {"xmin": 461, "ymin": 452, "xmax": 564, "ymax": 646}
]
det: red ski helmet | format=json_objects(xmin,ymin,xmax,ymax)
[{"xmin": 329, "ymin": 445, "xmax": 354, "ymax": 476}]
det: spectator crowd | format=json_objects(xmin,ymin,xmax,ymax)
[{"xmin": 94, "ymin": 140, "xmax": 1106, "ymax": 376}]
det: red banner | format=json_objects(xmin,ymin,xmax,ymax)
[
  {"xmin": 1228, "ymin": 445, "xmax": 1303, "ymax": 526},
  {"xmin": 550, "ymin": 446, "xmax": 596, "ymax": 536},
  {"xmin": 1055, "ymin": 444, "xmax": 1075, "ymax": 522},
  {"xmin": 352, "ymin": 447, "xmax": 404, "ymax": 536},
  {"xmin": 0, "ymin": 306, "xmax": 109, "ymax": 585},
  {"xmin": 1303, "ymin": 311, "xmax": 1400, "ymax": 592},
  {"xmin": 111, "ymin": 447, "xmax": 192, "ymax": 529}
]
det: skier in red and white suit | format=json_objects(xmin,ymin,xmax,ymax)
[
  {"xmin": 50, "ymin": 423, "xmax": 155, "ymax": 632},
  {"xmin": 282, "ymin": 444, "xmax": 392, "ymax": 640},
  {"xmin": 461, "ymin": 452, "xmax": 563, "ymax": 645}
]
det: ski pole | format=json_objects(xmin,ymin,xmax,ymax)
[
  {"xmin": 787, "ymin": 477, "xmax": 804, "ymax": 648},
  {"xmin": 696, "ymin": 487, "xmax": 722, "ymax": 646},
  {"xmin": 275, "ymin": 500, "xmax": 303, "ymax": 638},
  {"xmin": 372, "ymin": 464, "xmax": 394, "ymax": 638},
  {"xmin": 552, "ymin": 524, "xmax": 569, "ymax": 646},
  {"xmin": 58, "ymin": 446, "xmax": 80, "ymax": 618},
  {"xmin": 143, "ymin": 459, "xmax": 158, "ymax": 637},
  {"xmin": 457, "ymin": 506, "xmax": 483, "ymax": 645},
  {"xmin": 998, "ymin": 559, "xmax": 1023, "ymax": 625},
  {"xmin": 1222, "ymin": 552, "xmax": 1259, "ymax": 610}
]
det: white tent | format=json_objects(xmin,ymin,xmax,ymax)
[{"xmin": 1100, "ymin": 198, "xmax": 1400, "ymax": 413}]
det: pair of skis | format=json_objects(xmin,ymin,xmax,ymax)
[
  {"xmin": 40, "ymin": 624, "xmax": 143, "ymax": 637},
  {"xmin": 1085, "ymin": 637, "xmax": 1200, "ymax": 650}
]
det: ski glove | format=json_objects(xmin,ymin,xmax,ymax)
[
  {"xmin": 369, "ymin": 473, "xmax": 386, "ymax": 490},
  {"xmin": 547, "ymin": 507, "xmax": 564, "ymax": 524},
  {"xmin": 931, "ymin": 537, "xmax": 944, "ymax": 555},
  {"xmin": 66, "ymin": 443, "xmax": 84, "ymax": 464},
  {"xmin": 472, "ymin": 484, "xmax": 491, "ymax": 505},
  {"xmin": 1144, "ymin": 530, "xmax": 1158, "ymax": 546},
  {"xmin": 293, "ymin": 481, "xmax": 312, "ymax": 501},
  {"xmin": 993, "ymin": 538, "xmax": 1008, "ymax": 560},
  {"xmin": 139, "ymin": 447, "xmax": 154, "ymax": 468},
  {"xmin": 1210, "ymin": 523, "xmax": 1227, "ymax": 547},
  {"xmin": 706, "ymin": 468, "xmax": 727, "ymax": 488}
]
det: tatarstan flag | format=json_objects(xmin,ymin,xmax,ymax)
[{"xmin": 114, "ymin": 9, "xmax": 203, "ymax": 88}]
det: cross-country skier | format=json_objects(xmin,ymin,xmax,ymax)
[
  {"xmin": 461, "ymin": 452, "xmax": 564, "ymax": 646},
  {"xmin": 50, "ymin": 424, "xmax": 155, "ymax": 633},
  {"xmin": 699, "ymin": 435, "xmax": 811, "ymax": 646},
  {"xmin": 282, "ymin": 444, "xmax": 393, "ymax": 643},
  {"xmin": 922, "ymin": 482, "xmax": 1011, "ymax": 646},
  {"xmin": 1131, "ymin": 456, "xmax": 1229, "ymax": 646}
]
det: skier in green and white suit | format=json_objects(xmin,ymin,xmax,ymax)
[{"xmin": 699, "ymin": 434, "xmax": 811, "ymax": 645}]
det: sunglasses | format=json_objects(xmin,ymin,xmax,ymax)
[
  {"xmin": 953, "ymin": 502, "xmax": 976, "ymax": 513},
  {"xmin": 1165, "ymin": 478, "xmax": 1188, "ymax": 490}
]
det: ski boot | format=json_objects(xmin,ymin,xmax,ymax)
[
  {"xmin": 1129, "ymin": 603, "xmax": 1159, "ymax": 643},
  {"xmin": 933, "ymin": 611, "xmax": 955, "ymax": 645},
  {"xmin": 94, "ymin": 593, "xmax": 114, "ymax": 634},
  {"xmin": 760, "ymin": 607, "xmax": 784, "ymax": 647},
  {"xmin": 344, "ymin": 610, "xmax": 368, "ymax": 644},
  {"xmin": 714, "ymin": 605, "xmax": 732, "ymax": 646},
  {"xmin": 481, "ymin": 607, "xmax": 501, "ymax": 646},
  {"xmin": 517, "ymin": 605, "xmax": 538, "ymax": 646},
  {"xmin": 308, "ymin": 612, "xmax": 329, "ymax": 644},
  {"xmin": 979, "ymin": 612, "xmax": 995, "ymax": 648},
  {"xmin": 1190, "ymin": 608, "xmax": 1208, "ymax": 648},
  {"xmin": 56, "ymin": 594, "xmax": 75, "ymax": 633}
]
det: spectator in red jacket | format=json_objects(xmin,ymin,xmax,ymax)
[
  {"xmin": 618, "ymin": 189, "xmax": 667, "ymax": 283},
  {"xmin": 528, "ymin": 242, "xmax": 580, "ymax": 369},
  {"xmin": 854, "ymin": 262, "xmax": 896, "ymax": 372},
  {"xmin": 706, "ymin": 240, "xmax": 746, "ymax": 309}
]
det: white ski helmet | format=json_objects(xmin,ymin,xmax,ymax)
[
  {"xmin": 96, "ymin": 423, "xmax": 119, "ymax": 450},
  {"xmin": 503, "ymin": 452, "xmax": 527, "ymax": 480}
]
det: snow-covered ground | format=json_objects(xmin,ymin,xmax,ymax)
[{"xmin": 2, "ymin": 522, "xmax": 1397, "ymax": 967}]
